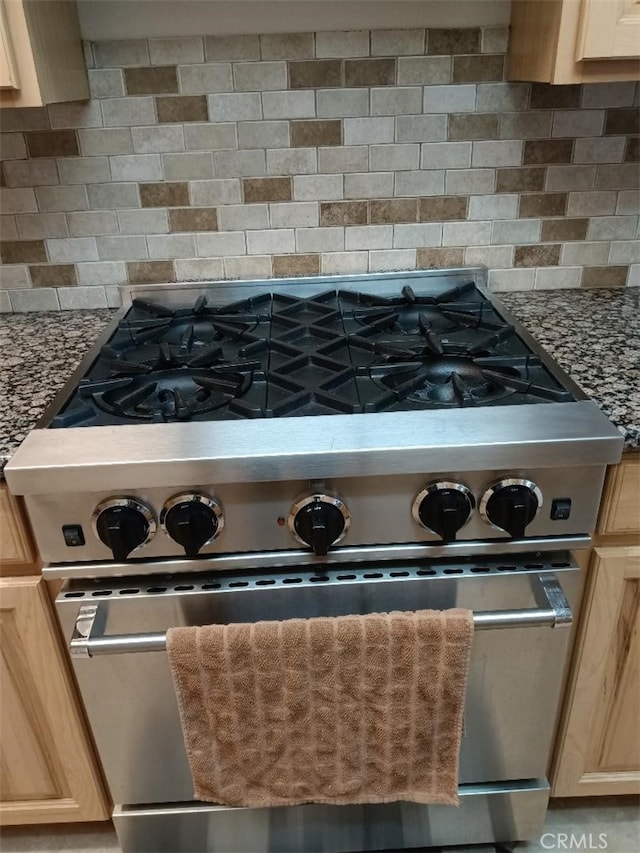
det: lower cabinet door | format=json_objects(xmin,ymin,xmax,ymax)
[
  {"xmin": 0, "ymin": 575, "xmax": 109, "ymax": 824},
  {"xmin": 551, "ymin": 546, "xmax": 640, "ymax": 796}
]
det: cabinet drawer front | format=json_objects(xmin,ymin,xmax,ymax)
[{"xmin": 598, "ymin": 457, "xmax": 640, "ymax": 536}]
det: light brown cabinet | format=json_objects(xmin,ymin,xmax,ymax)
[
  {"xmin": 0, "ymin": 0, "xmax": 88, "ymax": 108},
  {"xmin": 0, "ymin": 482, "xmax": 37, "ymax": 575},
  {"xmin": 551, "ymin": 454, "xmax": 640, "ymax": 796},
  {"xmin": 508, "ymin": 0, "xmax": 640, "ymax": 84}
]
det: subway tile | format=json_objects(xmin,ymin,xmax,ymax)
[
  {"xmin": 582, "ymin": 82, "xmax": 636, "ymax": 109},
  {"xmin": 427, "ymin": 28, "xmax": 480, "ymax": 55},
  {"xmin": 604, "ymin": 108, "xmax": 640, "ymax": 135},
  {"xmin": 371, "ymin": 29, "xmax": 425, "ymax": 56},
  {"xmin": 0, "ymin": 240, "xmax": 47, "ymax": 263},
  {"xmin": 97, "ymin": 235, "xmax": 148, "ymax": 261},
  {"xmin": 208, "ymin": 92, "xmax": 262, "ymax": 122},
  {"xmin": 627, "ymin": 263, "xmax": 640, "ymax": 285},
  {"xmin": 448, "ymin": 114, "xmax": 499, "ymax": 141},
  {"xmin": 291, "ymin": 120, "xmax": 341, "ymax": 147},
  {"xmin": 369, "ymin": 248, "xmax": 417, "ymax": 271},
  {"xmin": 567, "ymin": 190, "xmax": 618, "ymax": 216},
  {"xmin": 149, "ymin": 37, "xmax": 204, "ymax": 65},
  {"xmin": 270, "ymin": 202, "xmax": 318, "ymax": 228},
  {"xmin": 117, "ymin": 209, "xmax": 169, "ymax": 234},
  {"xmin": 545, "ymin": 165, "xmax": 596, "ymax": 191},
  {"xmin": 178, "ymin": 63, "xmax": 233, "ymax": 94},
  {"xmin": 495, "ymin": 167, "xmax": 545, "ymax": 192},
  {"xmin": 294, "ymin": 174, "xmax": 343, "ymax": 201},
  {"xmin": 316, "ymin": 31, "xmax": 369, "ymax": 58},
  {"xmin": 94, "ymin": 40, "xmax": 149, "ymax": 67},
  {"xmin": 29, "ymin": 264, "xmax": 77, "ymax": 287},
  {"xmin": 197, "ymin": 231, "xmax": 246, "ymax": 256},
  {"xmin": 109, "ymin": 154, "xmax": 163, "ymax": 181},
  {"xmin": 0, "ymin": 215, "xmax": 18, "ymax": 240},
  {"xmin": 266, "ymin": 148, "xmax": 318, "ymax": 175},
  {"xmin": 168, "ymin": 208, "xmax": 218, "ymax": 232},
  {"xmin": 534, "ymin": 267, "xmax": 582, "ymax": 290},
  {"xmin": 423, "ymin": 84, "xmax": 476, "ymax": 113},
  {"xmin": 587, "ymin": 215, "xmax": 638, "ymax": 241},
  {"xmin": 345, "ymin": 225, "xmax": 393, "ymax": 250},
  {"xmin": 561, "ymin": 241, "xmax": 610, "ymax": 265},
  {"xmin": 397, "ymin": 56, "xmax": 451, "ymax": 85},
  {"xmin": 609, "ymin": 241, "xmax": 640, "ymax": 264},
  {"xmin": 499, "ymin": 111, "xmax": 553, "ymax": 139},
  {"xmin": 35, "ymin": 185, "xmax": 88, "ymax": 212},
  {"xmin": 246, "ymin": 228, "xmax": 295, "ymax": 254},
  {"xmin": 370, "ymin": 198, "xmax": 417, "ymax": 224},
  {"xmin": 260, "ymin": 33, "xmax": 314, "ymax": 60},
  {"xmin": 321, "ymin": 251, "xmax": 368, "ymax": 273},
  {"xmin": 452, "ymin": 55, "xmax": 504, "ymax": 84},
  {"xmin": 488, "ymin": 269, "xmax": 534, "ymax": 292},
  {"xmin": 514, "ymin": 244, "xmax": 561, "ymax": 267},
  {"xmin": 10, "ymin": 287, "xmax": 59, "ymax": 311},
  {"xmin": 79, "ymin": 128, "xmax": 133, "ymax": 156},
  {"xmin": 316, "ymin": 88, "xmax": 369, "ymax": 118},
  {"xmin": 344, "ymin": 59, "xmax": 396, "ymax": 87},
  {"xmin": 57, "ymin": 156, "xmax": 111, "ymax": 185},
  {"xmin": 442, "ymin": 221, "xmax": 492, "ymax": 246},
  {"xmin": 16, "ymin": 212, "xmax": 68, "ymax": 239},
  {"xmin": 396, "ymin": 170, "xmax": 445, "ymax": 197},
  {"xmin": 0, "ymin": 108, "xmax": 49, "ymax": 132},
  {"xmin": 370, "ymin": 143, "xmax": 420, "ymax": 171},
  {"xmin": 48, "ymin": 101, "xmax": 103, "ymax": 129},
  {"xmin": 395, "ymin": 115, "xmax": 447, "ymax": 143},
  {"xmin": 393, "ymin": 222, "xmax": 441, "ymax": 248},
  {"xmin": 262, "ymin": 90, "xmax": 315, "ymax": 119},
  {"xmin": 595, "ymin": 163, "xmax": 640, "ymax": 189},
  {"xmin": 127, "ymin": 260, "xmax": 176, "ymax": 284},
  {"xmin": 481, "ymin": 27, "xmax": 509, "ymax": 54},
  {"xmin": 213, "ymin": 150, "xmax": 267, "ymax": 177},
  {"xmin": 320, "ymin": 201, "xmax": 367, "ymax": 226},
  {"xmin": 345, "ymin": 172, "xmax": 394, "ymax": 199},
  {"xmin": 46, "ymin": 236, "xmax": 98, "ymax": 262},
  {"xmin": 552, "ymin": 110, "xmax": 604, "ymax": 137},
  {"xmin": 83, "ymin": 41, "xmax": 95, "ymax": 70},
  {"xmin": 162, "ymin": 152, "xmax": 214, "ymax": 180},
  {"xmin": 518, "ymin": 193, "xmax": 567, "ymax": 217},
  {"xmin": 125, "ymin": 137, "xmax": 181, "ymax": 167},
  {"xmin": 318, "ymin": 146, "xmax": 368, "ymax": 173},
  {"xmin": 102, "ymin": 97, "xmax": 156, "ymax": 127},
  {"xmin": 234, "ymin": 61, "xmax": 288, "ymax": 91},
  {"xmin": 465, "ymin": 245, "xmax": 513, "ymax": 267},
  {"xmin": 617, "ymin": 190, "xmax": 640, "ymax": 215},
  {"xmin": 476, "ymin": 83, "xmax": 529, "ymax": 112},
  {"xmin": 417, "ymin": 247, "xmax": 465, "ymax": 268},
  {"xmin": 238, "ymin": 121, "xmax": 290, "ymax": 149},
  {"xmin": 25, "ymin": 130, "xmax": 79, "ymax": 158},
  {"xmin": 419, "ymin": 196, "xmax": 468, "ymax": 221},
  {"xmin": 625, "ymin": 137, "xmax": 639, "ymax": 163},
  {"xmin": 523, "ymin": 139, "xmax": 573, "ymax": 165},
  {"xmin": 76, "ymin": 261, "xmax": 127, "ymax": 286},
  {"xmin": 273, "ymin": 254, "xmax": 320, "ymax": 276},
  {"xmin": 0, "ymin": 132, "xmax": 27, "ymax": 160},
  {"xmin": 175, "ymin": 257, "xmax": 224, "ymax": 280},
  {"xmin": 445, "ymin": 169, "xmax": 494, "ymax": 195},
  {"xmin": 420, "ymin": 142, "xmax": 471, "ymax": 169},
  {"xmin": 581, "ymin": 266, "xmax": 628, "ymax": 287},
  {"xmin": 492, "ymin": 219, "xmax": 541, "ymax": 245},
  {"xmin": 139, "ymin": 182, "xmax": 189, "ymax": 207},
  {"xmin": 59, "ymin": 286, "xmax": 108, "ymax": 309},
  {"xmin": 67, "ymin": 210, "xmax": 119, "ymax": 237},
  {"xmin": 472, "ymin": 140, "xmax": 523, "ymax": 167},
  {"xmin": 289, "ymin": 60, "xmax": 343, "ymax": 90},
  {"xmin": 296, "ymin": 226, "xmax": 345, "ymax": 253},
  {"xmin": 147, "ymin": 233, "xmax": 196, "ymax": 259},
  {"xmin": 540, "ymin": 218, "xmax": 588, "ymax": 242},
  {"xmin": 468, "ymin": 193, "xmax": 518, "ymax": 220},
  {"xmin": 0, "ymin": 265, "xmax": 30, "ymax": 288},
  {"xmin": 530, "ymin": 84, "xmax": 581, "ymax": 110},
  {"xmin": 243, "ymin": 177, "xmax": 292, "ymax": 203},
  {"xmin": 218, "ymin": 204, "xmax": 269, "ymax": 231},
  {"xmin": 344, "ymin": 117, "xmax": 394, "ymax": 145},
  {"xmin": 184, "ymin": 123, "xmax": 237, "ymax": 151},
  {"xmin": 125, "ymin": 66, "xmax": 179, "ymax": 95},
  {"xmin": 223, "ymin": 255, "xmax": 272, "ymax": 278},
  {"xmin": 371, "ymin": 87, "xmax": 423, "ymax": 116},
  {"xmin": 87, "ymin": 182, "xmax": 138, "ymax": 210},
  {"xmin": 3, "ymin": 159, "xmax": 58, "ymax": 187},
  {"xmin": 205, "ymin": 35, "xmax": 260, "ymax": 61},
  {"xmin": 156, "ymin": 95, "xmax": 208, "ymax": 123}
]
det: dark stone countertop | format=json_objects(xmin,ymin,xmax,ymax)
[{"xmin": 1, "ymin": 287, "xmax": 638, "ymax": 477}]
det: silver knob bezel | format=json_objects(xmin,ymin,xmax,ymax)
[
  {"xmin": 160, "ymin": 493, "xmax": 224, "ymax": 546},
  {"xmin": 411, "ymin": 481, "xmax": 475, "ymax": 534},
  {"xmin": 91, "ymin": 496, "xmax": 157, "ymax": 552},
  {"xmin": 288, "ymin": 493, "xmax": 351, "ymax": 549},
  {"xmin": 479, "ymin": 478, "xmax": 543, "ymax": 532}
]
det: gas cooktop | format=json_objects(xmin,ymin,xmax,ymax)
[{"xmin": 51, "ymin": 279, "xmax": 573, "ymax": 428}]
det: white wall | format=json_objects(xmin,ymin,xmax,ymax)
[{"xmin": 77, "ymin": 0, "xmax": 511, "ymax": 40}]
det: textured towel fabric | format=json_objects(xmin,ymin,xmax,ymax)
[{"xmin": 166, "ymin": 608, "xmax": 473, "ymax": 808}]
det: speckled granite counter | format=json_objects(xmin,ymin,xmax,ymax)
[{"xmin": 0, "ymin": 287, "xmax": 638, "ymax": 476}]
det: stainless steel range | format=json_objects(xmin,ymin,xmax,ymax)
[{"xmin": 5, "ymin": 267, "xmax": 623, "ymax": 853}]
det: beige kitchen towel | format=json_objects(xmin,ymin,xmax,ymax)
[{"xmin": 166, "ymin": 608, "xmax": 473, "ymax": 808}]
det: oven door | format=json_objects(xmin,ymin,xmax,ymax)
[{"xmin": 56, "ymin": 552, "xmax": 580, "ymax": 807}]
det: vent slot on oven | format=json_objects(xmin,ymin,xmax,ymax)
[{"xmin": 62, "ymin": 552, "xmax": 578, "ymax": 600}]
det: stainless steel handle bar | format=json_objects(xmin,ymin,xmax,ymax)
[{"xmin": 69, "ymin": 575, "xmax": 572, "ymax": 658}]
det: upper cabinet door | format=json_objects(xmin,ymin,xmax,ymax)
[
  {"xmin": 578, "ymin": 0, "xmax": 640, "ymax": 59},
  {"xmin": 0, "ymin": 0, "xmax": 19, "ymax": 89}
]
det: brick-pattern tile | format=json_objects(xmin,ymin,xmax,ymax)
[
  {"xmin": 168, "ymin": 208, "xmax": 218, "ymax": 232},
  {"xmin": 530, "ymin": 84, "xmax": 581, "ymax": 110},
  {"xmin": 581, "ymin": 265, "xmax": 628, "ymax": 287},
  {"xmin": 291, "ymin": 120, "xmax": 342, "ymax": 147},
  {"xmin": 419, "ymin": 196, "xmax": 469, "ymax": 221},
  {"xmin": 29, "ymin": 264, "xmax": 77, "ymax": 287},
  {"xmin": 604, "ymin": 109, "xmax": 640, "ymax": 135},
  {"xmin": 288, "ymin": 60, "xmax": 342, "ymax": 89},
  {"xmin": 140, "ymin": 182, "xmax": 190, "ymax": 207},
  {"xmin": 156, "ymin": 95, "xmax": 208, "ymax": 123},
  {"xmin": 523, "ymin": 139, "xmax": 573, "ymax": 165},
  {"xmin": 243, "ymin": 177, "xmax": 292, "ymax": 202},
  {"xmin": 452, "ymin": 55, "xmax": 504, "ymax": 83},
  {"xmin": 127, "ymin": 260, "xmax": 176, "ymax": 283},
  {"xmin": 519, "ymin": 193, "xmax": 568, "ymax": 217},
  {"xmin": 427, "ymin": 28, "xmax": 480, "ymax": 55},
  {"xmin": 449, "ymin": 114, "xmax": 499, "ymax": 141},
  {"xmin": 273, "ymin": 253, "xmax": 320, "ymax": 276},
  {"xmin": 344, "ymin": 59, "xmax": 396, "ymax": 87},
  {"xmin": 0, "ymin": 240, "xmax": 47, "ymax": 263},
  {"xmin": 540, "ymin": 218, "xmax": 589, "ymax": 241},
  {"xmin": 320, "ymin": 201, "xmax": 367, "ymax": 226},
  {"xmin": 514, "ymin": 244, "xmax": 561, "ymax": 267},
  {"xmin": 417, "ymin": 246, "xmax": 465, "ymax": 267},
  {"xmin": 125, "ymin": 66, "xmax": 179, "ymax": 95},
  {"xmin": 625, "ymin": 137, "xmax": 640, "ymax": 162},
  {"xmin": 370, "ymin": 199, "xmax": 418, "ymax": 223},
  {"xmin": 25, "ymin": 130, "xmax": 79, "ymax": 158},
  {"xmin": 496, "ymin": 168, "xmax": 545, "ymax": 192}
]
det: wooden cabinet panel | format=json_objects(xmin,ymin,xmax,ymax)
[
  {"xmin": 598, "ymin": 455, "xmax": 640, "ymax": 537},
  {"xmin": 578, "ymin": 0, "xmax": 640, "ymax": 59},
  {"xmin": 0, "ymin": 483, "xmax": 37, "ymax": 574},
  {"xmin": 551, "ymin": 546, "xmax": 640, "ymax": 796},
  {"xmin": 0, "ymin": 576, "xmax": 109, "ymax": 824}
]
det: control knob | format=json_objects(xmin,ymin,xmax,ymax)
[
  {"xmin": 289, "ymin": 493, "xmax": 350, "ymax": 556},
  {"xmin": 161, "ymin": 493, "xmax": 224, "ymax": 557},
  {"xmin": 93, "ymin": 497, "xmax": 156, "ymax": 561},
  {"xmin": 412, "ymin": 482, "xmax": 475, "ymax": 542},
  {"xmin": 480, "ymin": 478, "xmax": 543, "ymax": 538}
]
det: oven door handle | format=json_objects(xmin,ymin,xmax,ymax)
[{"xmin": 69, "ymin": 574, "xmax": 572, "ymax": 658}]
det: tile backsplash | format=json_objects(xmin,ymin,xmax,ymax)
[{"xmin": 0, "ymin": 28, "xmax": 639, "ymax": 312}]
